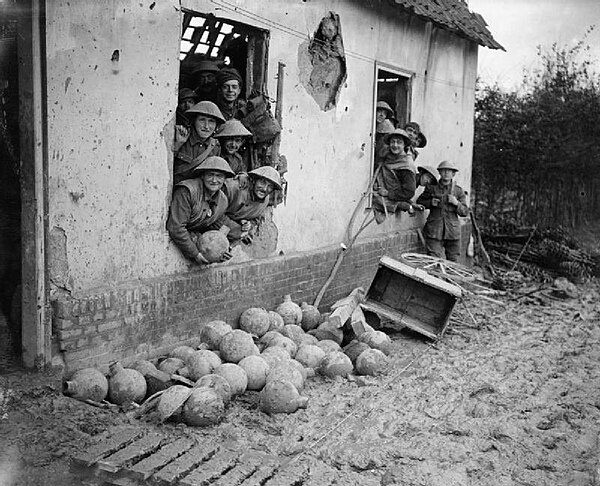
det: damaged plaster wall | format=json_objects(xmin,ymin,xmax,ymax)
[
  {"xmin": 46, "ymin": 0, "xmax": 185, "ymax": 293},
  {"xmin": 45, "ymin": 0, "xmax": 478, "ymax": 294},
  {"xmin": 299, "ymin": 11, "xmax": 347, "ymax": 111},
  {"xmin": 189, "ymin": 0, "xmax": 478, "ymax": 257}
]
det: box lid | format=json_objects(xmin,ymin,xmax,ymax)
[{"xmin": 379, "ymin": 256, "xmax": 462, "ymax": 298}]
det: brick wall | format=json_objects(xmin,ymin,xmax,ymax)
[{"xmin": 52, "ymin": 224, "xmax": 470, "ymax": 372}]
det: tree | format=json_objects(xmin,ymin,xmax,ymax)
[{"xmin": 473, "ymin": 29, "xmax": 600, "ymax": 229}]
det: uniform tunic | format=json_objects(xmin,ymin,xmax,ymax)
[
  {"xmin": 221, "ymin": 178, "xmax": 270, "ymax": 241},
  {"xmin": 373, "ymin": 151, "xmax": 417, "ymax": 213},
  {"xmin": 216, "ymin": 99, "xmax": 246, "ymax": 121},
  {"xmin": 416, "ymin": 181, "xmax": 468, "ymax": 240},
  {"xmin": 222, "ymin": 152, "xmax": 247, "ymax": 175},
  {"xmin": 173, "ymin": 129, "xmax": 221, "ymax": 184},
  {"xmin": 166, "ymin": 178, "xmax": 228, "ymax": 260}
]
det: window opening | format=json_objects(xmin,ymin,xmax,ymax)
[{"xmin": 170, "ymin": 10, "xmax": 285, "ymax": 263}]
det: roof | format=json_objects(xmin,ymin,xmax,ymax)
[{"xmin": 389, "ymin": 0, "xmax": 505, "ymax": 50}]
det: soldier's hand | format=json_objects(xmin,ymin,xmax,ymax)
[
  {"xmin": 447, "ymin": 194, "xmax": 459, "ymax": 206},
  {"xmin": 377, "ymin": 187, "xmax": 389, "ymax": 197},
  {"xmin": 195, "ymin": 252, "xmax": 209, "ymax": 265},
  {"xmin": 241, "ymin": 234, "xmax": 253, "ymax": 245},
  {"xmin": 412, "ymin": 204, "xmax": 425, "ymax": 211},
  {"xmin": 175, "ymin": 125, "xmax": 189, "ymax": 144},
  {"xmin": 240, "ymin": 220, "xmax": 252, "ymax": 233},
  {"xmin": 236, "ymin": 173, "xmax": 250, "ymax": 189},
  {"xmin": 221, "ymin": 249, "xmax": 233, "ymax": 261}
]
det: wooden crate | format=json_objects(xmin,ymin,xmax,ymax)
[{"xmin": 360, "ymin": 256, "xmax": 462, "ymax": 339}]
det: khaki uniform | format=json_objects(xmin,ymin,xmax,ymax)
[
  {"xmin": 166, "ymin": 179, "xmax": 228, "ymax": 260},
  {"xmin": 221, "ymin": 178, "xmax": 270, "ymax": 242},
  {"xmin": 173, "ymin": 129, "xmax": 221, "ymax": 184}
]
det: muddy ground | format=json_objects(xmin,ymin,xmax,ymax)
[{"xmin": 1, "ymin": 277, "xmax": 600, "ymax": 486}]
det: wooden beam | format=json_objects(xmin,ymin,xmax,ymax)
[{"xmin": 17, "ymin": 0, "xmax": 50, "ymax": 368}]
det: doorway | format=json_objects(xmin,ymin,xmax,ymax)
[{"xmin": 0, "ymin": 2, "xmax": 22, "ymax": 369}]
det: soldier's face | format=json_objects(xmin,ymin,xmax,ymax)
[
  {"xmin": 202, "ymin": 171, "xmax": 226, "ymax": 194},
  {"xmin": 253, "ymin": 177, "xmax": 274, "ymax": 200},
  {"xmin": 439, "ymin": 169, "xmax": 455, "ymax": 183},
  {"xmin": 405, "ymin": 126, "xmax": 419, "ymax": 145},
  {"xmin": 179, "ymin": 98, "xmax": 196, "ymax": 112},
  {"xmin": 376, "ymin": 109, "xmax": 387, "ymax": 124},
  {"xmin": 198, "ymin": 72, "xmax": 216, "ymax": 90},
  {"xmin": 221, "ymin": 80, "xmax": 241, "ymax": 102},
  {"xmin": 194, "ymin": 115, "xmax": 217, "ymax": 139},
  {"xmin": 388, "ymin": 136, "xmax": 405, "ymax": 155},
  {"xmin": 223, "ymin": 137, "xmax": 243, "ymax": 155}
]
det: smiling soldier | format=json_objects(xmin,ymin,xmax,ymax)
[
  {"xmin": 220, "ymin": 165, "xmax": 282, "ymax": 246},
  {"xmin": 167, "ymin": 156, "xmax": 234, "ymax": 265}
]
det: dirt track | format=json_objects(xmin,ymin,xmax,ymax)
[{"xmin": 1, "ymin": 280, "xmax": 599, "ymax": 486}]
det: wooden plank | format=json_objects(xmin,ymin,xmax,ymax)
[
  {"xmin": 98, "ymin": 433, "xmax": 164, "ymax": 474},
  {"xmin": 239, "ymin": 463, "xmax": 279, "ymax": 486},
  {"xmin": 262, "ymin": 462, "xmax": 307, "ymax": 486},
  {"xmin": 152, "ymin": 443, "xmax": 217, "ymax": 485},
  {"xmin": 328, "ymin": 288, "xmax": 364, "ymax": 328},
  {"xmin": 379, "ymin": 256, "xmax": 462, "ymax": 296},
  {"xmin": 71, "ymin": 427, "xmax": 144, "ymax": 468},
  {"xmin": 210, "ymin": 453, "xmax": 264, "ymax": 486},
  {"xmin": 179, "ymin": 450, "xmax": 238, "ymax": 486},
  {"xmin": 126, "ymin": 438, "xmax": 195, "ymax": 481},
  {"xmin": 360, "ymin": 301, "xmax": 439, "ymax": 340}
]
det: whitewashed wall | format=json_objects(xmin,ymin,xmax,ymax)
[{"xmin": 45, "ymin": 0, "xmax": 478, "ymax": 293}]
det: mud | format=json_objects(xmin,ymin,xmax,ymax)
[{"xmin": 1, "ymin": 280, "xmax": 599, "ymax": 485}]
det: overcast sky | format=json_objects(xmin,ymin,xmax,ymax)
[{"xmin": 467, "ymin": 0, "xmax": 600, "ymax": 90}]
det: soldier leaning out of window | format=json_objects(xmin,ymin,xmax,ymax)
[
  {"xmin": 167, "ymin": 156, "xmax": 234, "ymax": 265},
  {"xmin": 416, "ymin": 160, "xmax": 469, "ymax": 262},
  {"xmin": 213, "ymin": 119, "xmax": 253, "ymax": 175},
  {"xmin": 173, "ymin": 101, "xmax": 225, "ymax": 184},
  {"xmin": 220, "ymin": 166, "xmax": 282, "ymax": 246},
  {"xmin": 372, "ymin": 128, "xmax": 417, "ymax": 224}
]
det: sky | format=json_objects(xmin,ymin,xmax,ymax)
[{"xmin": 467, "ymin": 0, "xmax": 600, "ymax": 90}]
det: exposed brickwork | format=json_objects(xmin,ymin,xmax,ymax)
[{"xmin": 52, "ymin": 225, "xmax": 471, "ymax": 372}]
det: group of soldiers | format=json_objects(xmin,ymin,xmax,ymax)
[
  {"xmin": 167, "ymin": 66, "xmax": 469, "ymax": 265},
  {"xmin": 168, "ymin": 61, "xmax": 279, "ymax": 265},
  {"xmin": 373, "ymin": 101, "xmax": 469, "ymax": 262}
]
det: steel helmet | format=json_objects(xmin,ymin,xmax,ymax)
[
  {"xmin": 178, "ymin": 88, "xmax": 198, "ymax": 103},
  {"xmin": 185, "ymin": 101, "xmax": 225, "ymax": 124},
  {"xmin": 376, "ymin": 101, "xmax": 394, "ymax": 117},
  {"xmin": 191, "ymin": 60, "xmax": 220, "ymax": 74},
  {"xmin": 248, "ymin": 165, "xmax": 282, "ymax": 191},
  {"xmin": 194, "ymin": 156, "xmax": 235, "ymax": 177},
  {"xmin": 405, "ymin": 121, "xmax": 427, "ymax": 148},
  {"xmin": 383, "ymin": 128, "xmax": 412, "ymax": 146},
  {"xmin": 417, "ymin": 165, "xmax": 438, "ymax": 185},
  {"xmin": 376, "ymin": 119, "xmax": 395, "ymax": 134},
  {"xmin": 214, "ymin": 119, "xmax": 252, "ymax": 139},
  {"xmin": 437, "ymin": 160, "xmax": 459, "ymax": 172}
]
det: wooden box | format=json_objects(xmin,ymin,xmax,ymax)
[{"xmin": 360, "ymin": 256, "xmax": 462, "ymax": 339}]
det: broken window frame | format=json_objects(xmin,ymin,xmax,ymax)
[
  {"xmin": 179, "ymin": 9, "xmax": 270, "ymax": 99},
  {"xmin": 370, "ymin": 63, "xmax": 414, "ymax": 205}
]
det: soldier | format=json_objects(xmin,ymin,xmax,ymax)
[
  {"xmin": 215, "ymin": 67, "xmax": 246, "ymax": 121},
  {"xmin": 404, "ymin": 121, "xmax": 428, "ymax": 160},
  {"xmin": 213, "ymin": 119, "xmax": 253, "ymax": 174},
  {"xmin": 221, "ymin": 165, "xmax": 282, "ymax": 245},
  {"xmin": 416, "ymin": 160, "xmax": 469, "ymax": 262},
  {"xmin": 167, "ymin": 156, "xmax": 234, "ymax": 265},
  {"xmin": 173, "ymin": 101, "xmax": 225, "ymax": 184},
  {"xmin": 176, "ymin": 88, "xmax": 198, "ymax": 129},
  {"xmin": 372, "ymin": 128, "xmax": 416, "ymax": 223},
  {"xmin": 191, "ymin": 59, "xmax": 220, "ymax": 103}
]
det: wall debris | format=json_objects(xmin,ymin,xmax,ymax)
[{"xmin": 299, "ymin": 12, "xmax": 347, "ymax": 111}]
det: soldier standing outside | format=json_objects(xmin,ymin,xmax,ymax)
[{"xmin": 416, "ymin": 160, "xmax": 469, "ymax": 262}]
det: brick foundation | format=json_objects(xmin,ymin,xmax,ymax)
[{"xmin": 52, "ymin": 224, "xmax": 471, "ymax": 372}]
